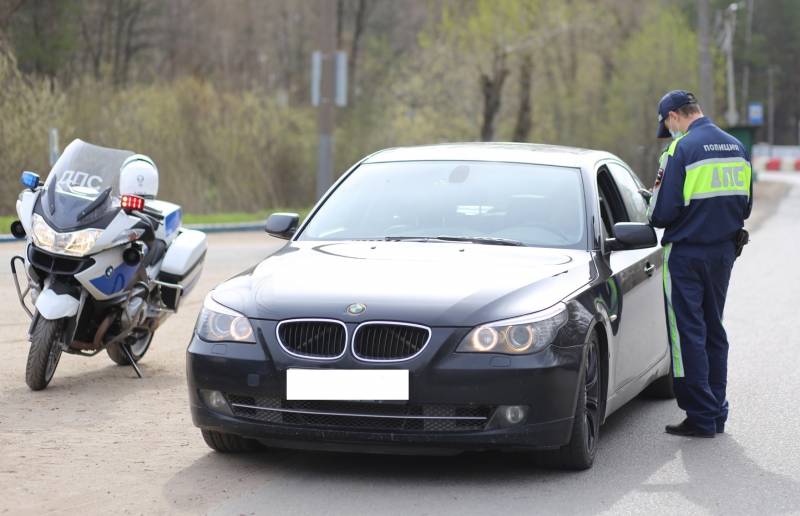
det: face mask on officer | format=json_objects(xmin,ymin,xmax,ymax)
[{"xmin": 667, "ymin": 112, "xmax": 684, "ymax": 139}]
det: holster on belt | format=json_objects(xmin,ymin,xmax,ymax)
[{"xmin": 735, "ymin": 228, "xmax": 750, "ymax": 258}]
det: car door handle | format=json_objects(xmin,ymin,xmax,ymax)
[{"xmin": 644, "ymin": 262, "xmax": 656, "ymax": 276}]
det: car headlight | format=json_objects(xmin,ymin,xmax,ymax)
[
  {"xmin": 456, "ymin": 303, "xmax": 568, "ymax": 355},
  {"xmin": 31, "ymin": 213, "xmax": 102, "ymax": 257},
  {"xmin": 195, "ymin": 294, "xmax": 256, "ymax": 344}
]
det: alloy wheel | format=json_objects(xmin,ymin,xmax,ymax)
[{"xmin": 584, "ymin": 337, "xmax": 600, "ymax": 453}]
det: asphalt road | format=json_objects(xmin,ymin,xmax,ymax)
[{"xmin": 1, "ymin": 176, "xmax": 799, "ymax": 515}]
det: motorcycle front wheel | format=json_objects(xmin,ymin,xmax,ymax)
[{"xmin": 25, "ymin": 318, "xmax": 64, "ymax": 391}]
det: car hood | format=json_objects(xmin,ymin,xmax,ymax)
[{"xmin": 211, "ymin": 241, "xmax": 596, "ymax": 327}]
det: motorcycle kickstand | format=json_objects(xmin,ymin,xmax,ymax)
[{"xmin": 121, "ymin": 344, "xmax": 143, "ymax": 379}]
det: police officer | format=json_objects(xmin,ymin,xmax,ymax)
[{"xmin": 648, "ymin": 90, "xmax": 753, "ymax": 438}]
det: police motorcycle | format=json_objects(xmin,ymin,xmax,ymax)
[{"xmin": 9, "ymin": 139, "xmax": 207, "ymax": 390}]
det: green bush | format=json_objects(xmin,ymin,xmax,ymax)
[
  {"xmin": 0, "ymin": 45, "xmax": 66, "ymax": 214},
  {"xmin": 1, "ymin": 57, "xmax": 317, "ymax": 215}
]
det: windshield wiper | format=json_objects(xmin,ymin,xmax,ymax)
[
  {"xmin": 385, "ymin": 235, "xmax": 524, "ymax": 246},
  {"xmin": 434, "ymin": 235, "xmax": 525, "ymax": 246},
  {"xmin": 77, "ymin": 187, "xmax": 112, "ymax": 221},
  {"xmin": 384, "ymin": 236, "xmax": 431, "ymax": 242}
]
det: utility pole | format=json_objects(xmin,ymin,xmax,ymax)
[
  {"xmin": 722, "ymin": 3, "xmax": 739, "ymax": 127},
  {"xmin": 698, "ymin": 0, "xmax": 715, "ymax": 119},
  {"xmin": 315, "ymin": 0, "xmax": 337, "ymax": 200},
  {"xmin": 740, "ymin": 0, "xmax": 755, "ymax": 122}
]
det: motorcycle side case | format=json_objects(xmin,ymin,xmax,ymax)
[
  {"xmin": 158, "ymin": 229, "xmax": 207, "ymax": 310},
  {"xmin": 146, "ymin": 199, "xmax": 182, "ymax": 245}
]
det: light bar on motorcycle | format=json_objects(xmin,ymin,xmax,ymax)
[
  {"xmin": 121, "ymin": 194, "xmax": 145, "ymax": 212},
  {"xmin": 20, "ymin": 171, "xmax": 40, "ymax": 190}
]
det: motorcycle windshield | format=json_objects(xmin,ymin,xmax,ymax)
[{"xmin": 39, "ymin": 139, "xmax": 135, "ymax": 231}]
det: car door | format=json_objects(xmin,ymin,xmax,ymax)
[{"xmin": 596, "ymin": 162, "xmax": 666, "ymax": 393}]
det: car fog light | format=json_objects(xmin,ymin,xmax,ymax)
[
  {"xmin": 200, "ymin": 389, "xmax": 233, "ymax": 416},
  {"xmin": 500, "ymin": 405, "xmax": 529, "ymax": 425}
]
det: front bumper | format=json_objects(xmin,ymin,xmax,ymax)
[{"xmin": 187, "ymin": 321, "xmax": 584, "ymax": 452}]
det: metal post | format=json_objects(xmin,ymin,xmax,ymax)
[
  {"xmin": 767, "ymin": 66, "xmax": 775, "ymax": 153},
  {"xmin": 48, "ymin": 128, "xmax": 59, "ymax": 166},
  {"xmin": 698, "ymin": 0, "xmax": 715, "ymax": 119},
  {"xmin": 723, "ymin": 4, "xmax": 739, "ymax": 127},
  {"xmin": 740, "ymin": 0, "xmax": 755, "ymax": 122},
  {"xmin": 316, "ymin": 0, "xmax": 337, "ymax": 201}
]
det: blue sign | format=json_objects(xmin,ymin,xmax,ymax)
[{"xmin": 748, "ymin": 102, "xmax": 764, "ymax": 126}]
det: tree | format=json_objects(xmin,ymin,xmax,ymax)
[{"xmin": 512, "ymin": 53, "xmax": 533, "ymax": 142}]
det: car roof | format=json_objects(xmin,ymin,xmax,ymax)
[{"xmin": 362, "ymin": 142, "xmax": 619, "ymax": 170}]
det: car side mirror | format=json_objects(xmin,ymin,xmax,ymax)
[
  {"xmin": 638, "ymin": 188, "xmax": 652, "ymax": 202},
  {"xmin": 265, "ymin": 212, "xmax": 299, "ymax": 239},
  {"xmin": 606, "ymin": 222, "xmax": 657, "ymax": 251}
]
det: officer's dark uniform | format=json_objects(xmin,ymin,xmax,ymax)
[{"xmin": 648, "ymin": 92, "xmax": 753, "ymax": 435}]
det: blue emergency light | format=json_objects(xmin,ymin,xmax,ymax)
[{"xmin": 20, "ymin": 171, "xmax": 40, "ymax": 190}]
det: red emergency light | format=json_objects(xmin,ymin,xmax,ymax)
[{"xmin": 121, "ymin": 194, "xmax": 145, "ymax": 212}]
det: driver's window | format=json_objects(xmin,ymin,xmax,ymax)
[{"xmin": 596, "ymin": 167, "xmax": 629, "ymax": 237}]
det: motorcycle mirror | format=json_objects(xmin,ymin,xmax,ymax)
[
  {"xmin": 10, "ymin": 220, "xmax": 26, "ymax": 239},
  {"xmin": 20, "ymin": 171, "xmax": 40, "ymax": 190}
]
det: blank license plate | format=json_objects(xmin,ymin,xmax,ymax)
[{"xmin": 286, "ymin": 369, "xmax": 409, "ymax": 401}]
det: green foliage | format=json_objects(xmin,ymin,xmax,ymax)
[
  {"xmin": 601, "ymin": 4, "xmax": 700, "ymax": 184},
  {"xmin": 0, "ymin": 72, "xmax": 316, "ymax": 214},
  {"xmin": 0, "ymin": 214, "xmax": 18, "ymax": 233},
  {"xmin": 181, "ymin": 207, "xmax": 311, "ymax": 225},
  {"xmin": 0, "ymin": 46, "xmax": 65, "ymax": 211},
  {"xmin": 6, "ymin": 0, "xmax": 781, "ymax": 219},
  {"xmin": 10, "ymin": 0, "xmax": 80, "ymax": 78}
]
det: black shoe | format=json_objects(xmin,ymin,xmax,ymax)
[{"xmin": 665, "ymin": 419, "xmax": 715, "ymax": 438}]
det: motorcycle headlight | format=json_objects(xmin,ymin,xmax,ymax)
[
  {"xmin": 456, "ymin": 303, "xmax": 568, "ymax": 355},
  {"xmin": 31, "ymin": 214, "xmax": 102, "ymax": 257},
  {"xmin": 195, "ymin": 294, "xmax": 255, "ymax": 344}
]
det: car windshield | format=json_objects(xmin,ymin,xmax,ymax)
[
  {"xmin": 39, "ymin": 139, "xmax": 135, "ymax": 229},
  {"xmin": 298, "ymin": 160, "xmax": 587, "ymax": 249}
]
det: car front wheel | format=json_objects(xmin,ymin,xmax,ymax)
[
  {"xmin": 536, "ymin": 332, "xmax": 602, "ymax": 470},
  {"xmin": 201, "ymin": 429, "xmax": 262, "ymax": 453}
]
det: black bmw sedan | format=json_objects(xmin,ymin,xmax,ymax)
[{"xmin": 187, "ymin": 143, "xmax": 673, "ymax": 470}]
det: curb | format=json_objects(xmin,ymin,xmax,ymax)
[{"xmin": 0, "ymin": 220, "xmax": 266, "ymax": 243}]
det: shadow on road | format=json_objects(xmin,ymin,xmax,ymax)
[
  {"xmin": 641, "ymin": 435, "xmax": 800, "ymax": 515},
  {"xmin": 163, "ymin": 396, "xmax": 792, "ymax": 514}
]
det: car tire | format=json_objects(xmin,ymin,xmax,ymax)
[
  {"xmin": 643, "ymin": 365, "xmax": 675, "ymax": 399},
  {"xmin": 25, "ymin": 318, "xmax": 63, "ymax": 391},
  {"xmin": 201, "ymin": 429, "xmax": 262, "ymax": 453},
  {"xmin": 535, "ymin": 332, "xmax": 601, "ymax": 470}
]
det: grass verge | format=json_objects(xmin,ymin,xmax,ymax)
[{"xmin": 0, "ymin": 208, "xmax": 312, "ymax": 233}]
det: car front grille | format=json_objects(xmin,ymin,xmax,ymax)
[
  {"xmin": 28, "ymin": 246, "xmax": 94, "ymax": 275},
  {"xmin": 353, "ymin": 323, "xmax": 431, "ymax": 361},
  {"xmin": 276, "ymin": 320, "xmax": 347, "ymax": 359},
  {"xmin": 226, "ymin": 395, "xmax": 491, "ymax": 432}
]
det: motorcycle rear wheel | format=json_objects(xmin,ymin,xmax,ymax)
[
  {"xmin": 106, "ymin": 330, "xmax": 153, "ymax": 365},
  {"xmin": 26, "ymin": 318, "xmax": 64, "ymax": 391}
]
